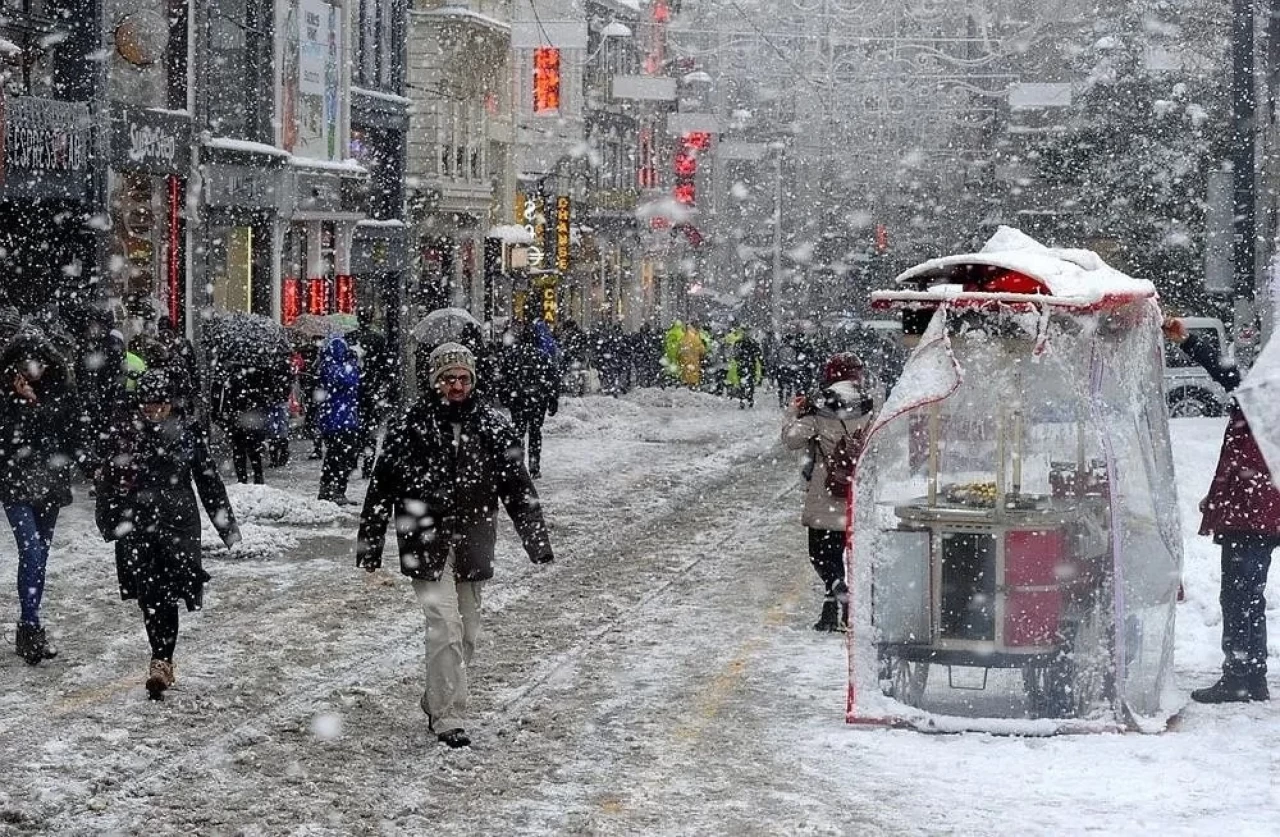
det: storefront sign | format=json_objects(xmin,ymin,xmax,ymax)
[
  {"xmin": 555, "ymin": 196, "xmax": 571, "ymax": 272},
  {"xmin": 204, "ymin": 165, "xmax": 282, "ymax": 210},
  {"xmin": 295, "ymin": 171, "xmax": 342, "ymax": 213},
  {"xmin": 4, "ymin": 97, "xmax": 90, "ymax": 173},
  {"xmin": 112, "ymin": 105, "xmax": 189, "ymax": 175}
]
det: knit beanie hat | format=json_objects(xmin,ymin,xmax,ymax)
[
  {"xmin": 136, "ymin": 369, "xmax": 172, "ymax": 404},
  {"xmin": 428, "ymin": 342, "xmax": 477, "ymax": 384}
]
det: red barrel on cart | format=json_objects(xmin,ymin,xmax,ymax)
[{"xmin": 1004, "ymin": 530, "xmax": 1067, "ymax": 647}]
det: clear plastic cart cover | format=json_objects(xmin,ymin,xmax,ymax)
[{"xmin": 846, "ymin": 300, "xmax": 1182, "ymax": 733}]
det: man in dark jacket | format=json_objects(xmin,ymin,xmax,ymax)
[
  {"xmin": 498, "ymin": 323, "xmax": 560, "ymax": 478},
  {"xmin": 356, "ymin": 342, "xmax": 553, "ymax": 748},
  {"xmin": 1166, "ymin": 317, "xmax": 1279, "ymax": 702}
]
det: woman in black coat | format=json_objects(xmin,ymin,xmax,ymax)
[
  {"xmin": 0, "ymin": 329, "xmax": 90, "ymax": 664},
  {"xmin": 99, "ymin": 370, "xmax": 241, "ymax": 700}
]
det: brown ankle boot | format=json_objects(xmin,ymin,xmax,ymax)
[{"xmin": 146, "ymin": 659, "xmax": 175, "ymax": 700}]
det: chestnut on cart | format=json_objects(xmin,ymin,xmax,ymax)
[{"xmin": 844, "ymin": 228, "xmax": 1183, "ymax": 734}]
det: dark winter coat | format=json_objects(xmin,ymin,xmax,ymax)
[
  {"xmin": 74, "ymin": 316, "xmax": 127, "ymax": 454},
  {"xmin": 1183, "ymin": 334, "xmax": 1280, "ymax": 539},
  {"xmin": 498, "ymin": 340, "xmax": 560, "ymax": 418},
  {"xmin": 0, "ymin": 332, "xmax": 90, "ymax": 508},
  {"xmin": 355, "ymin": 394, "xmax": 552, "ymax": 582},
  {"xmin": 215, "ymin": 363, "xmax": 289, "ymax": 438},
  {"xmin": 317, "ymin": 337, "xmax": 361, "ymax": 436},
  {"xmin": 347, "ymin": 327, "xmax": 394, "ymax": 421},
  {"xmin": 98, "ymin": 413, "xmax": 236, "ymax": 610}
]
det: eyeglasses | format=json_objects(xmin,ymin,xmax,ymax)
[{"xmin": 439, "ymin": 373, "xmax": 473, "ymax": 386}]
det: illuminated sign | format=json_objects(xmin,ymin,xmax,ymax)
[
  {"xmin": 283, "ymin": 278, "xmax": 301, "ymax": 324},
  {"xmin": 335, "ymin": 275, "xmax": 355, "ymax": 313},
  {"xmin": 307, "ymin": 277, "xmax": 329, "ymax": 314},
  {"xmin": 534, "ymin": 48, "xmax": 561, "ymax": 115},
  {"xmin": 555, "ymin": 196, "xmax": 571, "ymax": 272},
  {"xmin": 542, "ymin": 286, "xmax": 557, "ymax": 323}
]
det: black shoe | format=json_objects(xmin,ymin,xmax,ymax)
[
  {"xmin": 813, "ymin": 599, "xmax": 841, "ymax": 632},
  {"xmin": 1191, "ymin": 675, "xmax": 1270, "ymax": 704},
  {"xmin": 437, "ymin": 728, "xmax": 471, "ymax": 748},
  {"xmin": 15, "ymin": 623, "xmax": 57, "ymax": 665}
]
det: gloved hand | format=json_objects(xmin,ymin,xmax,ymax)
[
  {"xmin": 221, "ymin": 525, "xmax": 243, "ymax": 549},
  {"xmin": 547, "ymin": 399, "xmax": 559, "ymax": 417},
  {"xmin": 531, "ymin": 550, "xmax": 554, "ymax": 565}
]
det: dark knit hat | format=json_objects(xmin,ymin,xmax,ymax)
[{"xmin": 136, "ymin": 369, "xmax": 172, "ymax": 404}]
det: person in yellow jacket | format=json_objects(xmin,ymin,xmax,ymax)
[
  {"xmin": 677, "ymin": 323, "xmax": 705, "ymax": 387},
  {"xmin": 662, "ymin": 320, "xmax": 684, "ymax": 383}
]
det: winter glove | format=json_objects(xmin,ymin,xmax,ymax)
[
  {"xmin": 547, "ymin": 398, "xmax": 559, "ymax": 417},
  {"xmin": 531, "ymin": 549, "xmax": 554, "ymax": 565},
  {"xmin": 221, "ymin": 524, "xmax": 243, "ymax": 550}
]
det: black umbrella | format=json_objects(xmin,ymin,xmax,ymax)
[{"xmin": 203, "ymin": 312, "xmax": 291, "ymax": 371}]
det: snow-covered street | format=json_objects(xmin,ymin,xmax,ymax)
[{"xmin": 0, "ymin": 393, "xmax": 1277, "ymax": 836}]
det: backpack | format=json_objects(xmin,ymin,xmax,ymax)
[{"xmin": 823, "ymin": 421, "xmax": 865, "ymax": 498}]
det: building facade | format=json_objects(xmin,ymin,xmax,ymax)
[
  {"xmin": 192, "ymin": 0, "xmax": 369, "ymax": 340},
  {"xmin": 0, "ymin": 0, "xmax": 98, "ymax": 315}
]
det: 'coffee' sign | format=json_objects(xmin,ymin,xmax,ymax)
[{"xmin": 112, "ymin": 105, "xmax": 190, "ymax": 175}]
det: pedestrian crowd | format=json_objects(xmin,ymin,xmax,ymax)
[{"xmin": 2, "ymin": 294, "xmax": 1275, "ymax": 755}]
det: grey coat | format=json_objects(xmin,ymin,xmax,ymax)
[{"xmin": 781, "ymin": 385, "xmax": 873, "ymax": 531}]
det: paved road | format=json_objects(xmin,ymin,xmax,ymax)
[{"xmin": 0, "ymin": 397, "xmax": 873, "ymax": 836}]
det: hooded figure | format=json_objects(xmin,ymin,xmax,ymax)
[
  {"xmin": 355, "ymin": 341, "xmax": 553, "ymax": 748},
  {"xmin": 781, "ymin": 352, "xmax": 875, "ymax": 631},
  {"xmin": 98, "ymin": 368, "xmax": 240, "ymax": 699},
  {"xmin": 317, "ymin": 336, "xmax": 362, "ymax": 504}
]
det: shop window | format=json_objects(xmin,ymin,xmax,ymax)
[
  {"xmin": 207, "ymin": 0, "xmax": 271, "ymax": 141},
  {"xmin": 210, "ymin": 222, "xmax": 255, "ymax": 313}
]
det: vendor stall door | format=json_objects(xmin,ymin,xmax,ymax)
[{"xmin": 939, "ymin": 533, "xmax": 996, "ymax": 642}]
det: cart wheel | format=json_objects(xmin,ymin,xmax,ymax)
[{"xmin": 1022, "ymin": 666, "xmax": 1049, "ymax": 718}]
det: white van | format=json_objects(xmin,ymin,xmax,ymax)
[{"xmin": 1164, "ymin": 316, "xmax": 1231, "ymax": 417}]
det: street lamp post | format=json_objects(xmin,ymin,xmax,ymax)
[
  {"xmin": 771, "ymin": 145, "xmax": 784, "ymax": 335},
  {"xmin": 1231, "ymin": 0, "xmax": 1259, "ymax": 355}
]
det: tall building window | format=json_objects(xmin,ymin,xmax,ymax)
[
  {"xmin": 533, "ymin": 47, "xmax": 561, "ymax": 115},
  {"xmin": 207, "ymin": 0, "xmax": 270, "ymax": 141}
]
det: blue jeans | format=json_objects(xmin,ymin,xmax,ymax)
[
  {"xmin": 4, "ymin": 502, "xmax": 60, "ymax": 627},
  {"xmin": 1220, "ymin": 536, "xmax": 1276, "ymax": 678}
]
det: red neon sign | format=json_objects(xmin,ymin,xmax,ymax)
[
  {"xmin": 283, "ymin": 278, "xmax": 301, "ymax": 324},
  {"xmin": 307, "ymin": 278, "xmax": 329, "ymax": 314},
  {"xmin": 534, "ymin": 48, "xmax": 561, "ymax": 114},
  {"xmin": 166, "ymin": 175, "xmax": 181, "ymax": 329},
  {"xmin": 335, "ymin": 275, "xmax": 355, "ymax": 314}
]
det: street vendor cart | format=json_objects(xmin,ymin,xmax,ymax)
[{"xmin": 846, "ymin": 227, "xmax": 1183, "ymax": 733}]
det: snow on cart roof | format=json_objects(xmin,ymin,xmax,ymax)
[{"xmin": 885, "ymin": 226, "xmax": 1156, "ymax": 308}]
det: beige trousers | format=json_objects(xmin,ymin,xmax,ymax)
[{"xmin": 411, "ymin": 555, "xmax": 485, "ymax": 733}]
